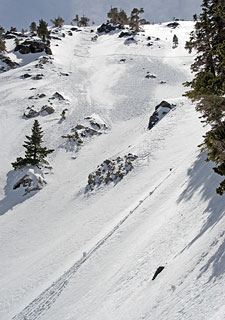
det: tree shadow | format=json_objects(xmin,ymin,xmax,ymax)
[
  {"xmin": 0, "ymin": 170, "xmax": 36, "ymax": 216},
  {"xmin": 177, "ymin": 153, "xmax": 225, "ymax": 281}
]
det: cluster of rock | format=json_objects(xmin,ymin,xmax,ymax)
[
  {"xmin": 86, "ymin": 154, "xmax": 138, "ymax": 192},
  {"xmin": 97, "ymin": 23, "xmax": 124, "ymax": 34},
  {"xmin": 15, "ymin": 40, "xmax": 52, "ymax": 55},
  {"xmin": 35, "ymin": 56, "xmax": 53, "ymax": 69},
  {"xmin": 21, "ymin": 73, "xmax": 44, "ymax": 80},
  {"xmin": 24, "ymin": 105, "xmax": 55, "ymax": 118},
  {"xmin": 148, "ymin": 101, "xmax": 175, "ymax": 130},
  {"xmin": 0, "ymin": 54, "xmax": 19, "ymax": 72},
  {"xmin": 145, "ymin": 72, "xmax": 157, "ymax": 79},
  {"xmin": 62, "ymin": 115, "xmax": 108, "ymax": 151},
  {"xmin": 12, "ymin": 167, "xmax": 47, "ymax": 195}
]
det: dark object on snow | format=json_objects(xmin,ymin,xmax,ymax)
[
  {"xmin": 67, "ymin": 31, "xmax": 73, "ymax": 36},
  {"xmin": 21, "ymin": 73, "xmax": 32, "ymax": 79},
  {"xmin": 146, "ymin": 43, "xmax": 153, "ymax": 47},
  {"xmin": 120, "ymin": 58, "xmax": 126, "ymax": 63},
  {"xmin": 0, "ymin": 54, "xmax": 19, "ymax": 69},
  {"xmin": 145, "ymin": 74, "xmax": 156, "ymax": 79},
  {"xmin": 148, "ymin": 101, "xmax": 173, "ymax": 130},
  {"xmin": 119, "ymin": 31, "xmax": 136, "ymax": 38},
  {"xmin": 97, "ymin": 23, "xmax": 124, "ymax": 34},
  {"xmin": 167, "ymin": 22, "xmax": 179, "ymax": 29},
  {"xmin": 124, "ymin": 37, "xmax": 137, "ymax": 45},
  {"xmin": 15, "ymin": 40, "xmax": 52, "ymax": 55},
  {"xmin": 147, "ymin": 36, "xmax": 151, "ymax": 40},
  {"xmin": 71, "ymin": 27, "xmax": 78, "ymax": 31},
  {"xmin": 50, "ymin": 92, "xmax": 65, "ymax": 100},
  {"xmin": 32, "ymin": 74, "xmax": 44, "ymax": 80},
  {"xmin": 152, "ymin": 266, "xmax": 165, "ymax": 280}
]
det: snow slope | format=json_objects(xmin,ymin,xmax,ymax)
[{"xmin": 0, "ymin": 22, "xmax": 224, "ymax": 320}]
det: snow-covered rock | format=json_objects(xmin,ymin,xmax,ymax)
[{"xmin": 12, "ymin": 167, "xmax": 47, "ymax": 195}]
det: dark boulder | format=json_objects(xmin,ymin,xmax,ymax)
[
  {"xmin": 119, "ymin": 31, "xmax": 136, "ymax": 38},
  {"xmin": 40, "ymin": 105, "xmax": 55, "ymax": 115},
  {"xmin": 167, "ymin": 22, "xmax": 179, "ymax": 28},
  {"xmin": 152, "ymin": 266, "xmax": 165, "ymax": 280},
  {"xmin": 21, "ymin": 73, "xmax": 32, "ymax": 79},
  {"xmin": 97, "ymin": 23, "xmax": 124, "ymax": 34},
  {"xmin": 15, "ymin": 40, "xmax": 52, "ymax": 55}
]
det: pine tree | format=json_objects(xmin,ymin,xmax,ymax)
[
  {"xmin": 0, "ymin": 26, "xmax": 6, "ymax": 53},
  {"xmin": 78, "ymin": 15, "xmax": 90, "ymax": 27},
  {"xmin": 12, "ymin": 120, "xmax": 54, "ymax": 169},
  {"xmin": 129, "ymin": 8, "xmax": 144, "ymax": 32},
  {"xmin": 37, "ymin": 19, "xmax": 50, "ymax": 42},
  {"xmin": 118, "ymin": 9, "xmax": 129, "ymax": 25},
  {"xmin": 51, "ymin": 16, "xmax": 64, "ymax": 28},
  {"xmin": 10, "ymin": 26, "xmax": 17, "ymax": 32},
  {"xmin": 72, "ymin": 14, "xmax": 79, "ymax": 26},
  {"xmin": 30, "ymin": 21, "xmax": 37, "ymax": 33},
  {"xmin": 185, "ymin": 0, "xmax": 225, "ymax": 195},
  {"xmin": 107, "ymin": 7, "xmax": 119, "ymax": 24},
  {"xmin": 173, "ymin": 34, "xmax": 179, "ymax": 47}
]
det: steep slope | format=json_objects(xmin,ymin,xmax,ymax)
[{"xmin": 0, "ymin": 22, "xmax": 224, "ymax": 320}]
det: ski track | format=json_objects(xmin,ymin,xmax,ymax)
[{"xmin": 12, "ymin": 170, "xmax": 174, "ymax": 320}]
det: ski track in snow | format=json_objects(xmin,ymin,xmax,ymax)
[{"xmin": 13, "ymin": 170, "xmax": 174, "ymax": 320}]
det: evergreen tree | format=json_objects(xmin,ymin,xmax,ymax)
[
  {"xmin": 30, "ymin": 21, "xmax": 37, "ymax": 33},
  {"xmin": 10, "ymin": 26, "xmax": 17, "ymax": 32},
  {"xmin": 37, "ymin": 19, "xmax": 50, "ymax": 42},
  {"xmin": 185, "ymin": 0, "xmax": 225, "ymax": 195},
  {"xmin": 0, "ymin": 26, "xmax": 6, "ymax": 53},
  {"xmin": 72, "ymin": 14, "xmax": 79, "ymax": 25},
  {"xmin": 107, "ymin": 7, "xmax": 119, "ymax": 24},
  {"xmin": 51, "ymin": 16, "xmax": 64, "ymax": 28},
  {"xmin": 78, "ymin": 15, "xmax": 90, "ymax": 27},
  {"xmin": 12, "ymin": 120, "xmax": 54, "ymax": 169},
  {"xmin": 129, "ymin": 8, "xmax": 144, "ymax": 32},
  {"xmin": 173, "ymin": 34, "xmax": 179, "ymax": 46}
]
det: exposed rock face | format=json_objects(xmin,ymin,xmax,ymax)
[
  {"xmin": 15, "ymin": 40, "xmax": 52, "ymax": 55},
  {"xmin": 12, "ymin": 167, "xmax": 47, "ymax": 195},
  {"xmin": 97, "ymin": 23, "xmax": 124, "ymax": 34},
  {"xmin": 86, "ymin": 154, "xmax": 138, "ymax": 192},
  {"xmin": 148, "ymin": 101, "xmax": 175, "ymax": 130}
]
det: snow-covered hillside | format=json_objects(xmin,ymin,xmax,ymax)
[{"xmin": 0, "ymin": 22, "xmax": 224, "ymax": 320}]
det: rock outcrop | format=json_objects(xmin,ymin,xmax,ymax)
[
  {"xmin": 86, "ymin": 154, "xmax": 138, "ymax": 192},
  {"xmin": 97, "ymin": 23, "xmax": 124, "ymax": 34},
  {"xmin": 148, "ymin": 101, "xmax": 175, "ymax": 130},
  {"xmin": 15, "ymin": 40, "xmax": 52, "ymax": 55}
]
